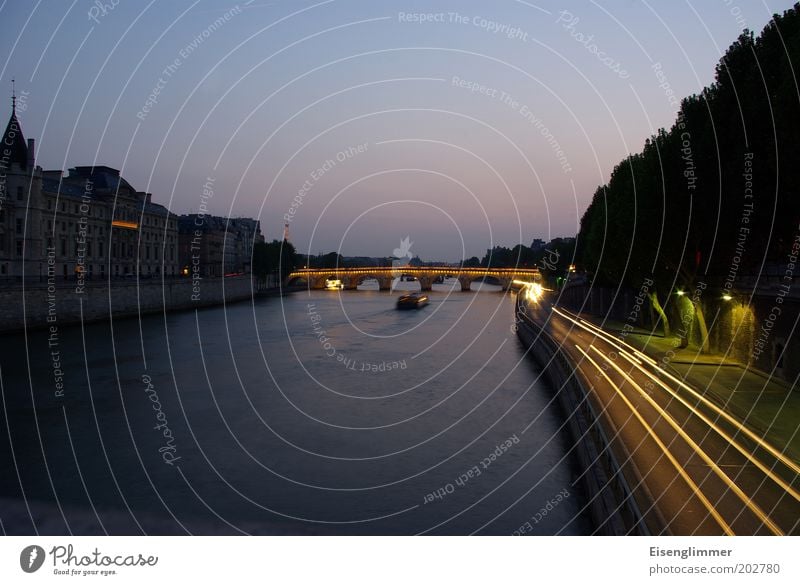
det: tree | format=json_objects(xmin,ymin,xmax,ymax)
[
  {"xmin": 462, "ymin": 256, "xmax": 481, "ymax": 267},
  {"xmin": 576, "ymin": 4, "xmax": 800, "ymax": 349},
  {"xmin": 252, "ymin": 239, "xmax": 296, "ymax": 283}
]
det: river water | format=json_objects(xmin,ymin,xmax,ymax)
[{"xmin": 0, "ymin": 281, "xmax": 591, "ymax": 535}]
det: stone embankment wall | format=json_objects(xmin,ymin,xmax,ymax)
[
  {"xmin": 0, "ymin": 276, "xmax": 259, "ymax": 333},
  {"xmin": 514, "ymin": 298, "xmax": 652, "ymax": 535}
]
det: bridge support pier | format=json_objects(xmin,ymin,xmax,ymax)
[{"xmin": 284, "ymin": 268, "xmax": 541, "ymax": 293}]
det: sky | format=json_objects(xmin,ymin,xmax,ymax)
[{"xmin": 0, "ymin": 0, "xmax": 789, "ymax": 260}]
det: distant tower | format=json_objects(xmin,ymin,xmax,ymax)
[
  {"xmin": 283, "ymin": 222, "xmax": 290, "ymax": 242},
  {"xmin": 2, "ymin": 81, "xmax": 44, "ymax": 278}
]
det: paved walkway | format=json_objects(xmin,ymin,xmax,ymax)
[{"xmin": 574, "ymin": 313, "xmax": 800, "ymax": 464}]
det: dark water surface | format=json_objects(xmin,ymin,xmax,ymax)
[{"xmin": 0, "ymin": 282, "xmax": 591, "ymax": 534}]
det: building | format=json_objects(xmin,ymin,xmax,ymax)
[
  {"xmin": 530, "ymin": 238, "xmax": 546, "ymax": 251},
  {"xmin": 178, "ymin": 214, "xmax": 263, "ymax": 277},
  {"xmin": 0, "ymin": 101, "xmax": 179, "ymax": 281}
]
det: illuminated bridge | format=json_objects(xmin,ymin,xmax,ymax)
[{"xmin": 285, "ymin": 267, "xmax": 540, "ymax": 292}]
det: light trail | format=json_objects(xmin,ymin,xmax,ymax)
[
  {"xmin": 553, "ymin": 306, "xmax": 800, "ymax": 476},
  {"xmin": 590, "ymin": 345, "xmax": 784, "ymax": 536},
  {"xmin": 616, "ymin": 350, "xmax": 800, "ymax": 503},
  {"xmin": 574, "ymin": 344, "xmax": 734, "ymax": 535},
  {"xmin": 551, "ymin": 307, "xmax": 639, "ymax": 362}
]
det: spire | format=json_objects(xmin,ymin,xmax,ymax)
[{"xmin": 2, "ymin": 81, "xmax": 28, "ymax": 170}]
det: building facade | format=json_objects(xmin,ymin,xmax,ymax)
[
  {"xmin": 0, "ymin": 102, "xmax": 179, "ymax": 281},
  {"xmin": 178, "ymin": 214, "xmax": 264, "ymax": 277}
]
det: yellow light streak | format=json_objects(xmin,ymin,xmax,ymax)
[
  {"xmin": 648, "ymin": 361, "xmax": 800, "ymax": 477},
  {"xmin": 633, "ymin": 350, "xmax": 658, "ymax": 367},
  {"xmin": 552, "ymin": 307, "xmax": 639, "ymax": 362},
  {"xmin": 574, "ymin": 344, "xmax": 735, "ymax": 536},
  {"xmin": 616, "ymin": 350, "xmax": 800, "ymax": 503},
  {"xmin": 591, "ymin": 345, "xmax": 784, "ymax": 536},
  {"xmin": 556, "ymin": 307, "xmax": 800, "ymax": 476}
]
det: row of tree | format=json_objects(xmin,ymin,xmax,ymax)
[
  {"xmin": 476, "ymin": 238, "xmax": 576, "ymax": 271},
  {"xmin": 577, "ymin": 5, "xmax": 800, "ymax": 340},
  {"xmin": 252, "ymin": 239, "xmax": 297, "ymax": 281},
  {"xmin": 250, "ymin": 237, "xmax": 576, "ymax": 283}
]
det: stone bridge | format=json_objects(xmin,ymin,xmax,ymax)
[{"xmin": 285, "ymin": 267, "xmax": 540, "ymax": 292}]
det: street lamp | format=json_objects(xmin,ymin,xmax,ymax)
[{"xmin": 722, "ymin": 294, "xmax": 733, "ymax": 301}]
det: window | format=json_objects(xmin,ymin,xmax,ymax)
[
  {"xmin": 99, "ymin": 241, "xmax": 104, "ymax": 257},
  {"xmin": 47, "ymin": 220, "xmax": 52, "ymax": 233},
  {"xmin": 16, "ymin": 240, "xmax": 23, "ymax": 256},
  {"xmin": 87, "ymin": 241, "xmax": 93, "ymax": 257},
  {"xmin": 16, "ymin": 218, "xmax": 23, "ymax": 235},
  {"xmin": 16, "ymin": 186, "xmax": 23, "ymax": 201},
  {"xmin": 61, "ymin": 221, "xmax": 66, "ymax": 232},
  {"xmin": 60, "ymin": 239, "xmax": 67, "ymax": 256},
  {"xmin": 48, "ymin": 199, "xmax": 52, "ymax": 210}
]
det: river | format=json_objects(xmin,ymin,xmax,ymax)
[{"xmin": 0, "ymin": 280, "xmax": 591, "ymax": 535}]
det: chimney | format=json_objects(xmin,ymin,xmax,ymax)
[{"xmin": 26, "ymin": 138, "xmax": 34, "ymax": 168}]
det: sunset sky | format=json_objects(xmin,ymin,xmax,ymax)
[{"xmin": 0, "ymin": 0, "xmax": 786, "ymax": 260}]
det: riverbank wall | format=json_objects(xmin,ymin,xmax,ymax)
[
  {"xmin": 0, "ymin": 276, "xmax": 284, "ymax": 333},
  {"xmin": 514, "ymin": 298, "xmax": 652, "ymax": 535}
]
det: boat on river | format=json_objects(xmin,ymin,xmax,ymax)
[{"xmin": 396, "ymin": 293, "xmax": 429, "ymax": 310}]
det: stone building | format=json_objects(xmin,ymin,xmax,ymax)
[
  {"xmin": 0, "ymin": 101, "xmax": 179, "ymax": 282},
  {"xmin": 178, "ymin": 214, "xmax": 263, "ymax": 277}
]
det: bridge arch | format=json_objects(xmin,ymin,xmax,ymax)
[
  {"xmin": 286, "ymin": 274, "xmax": 310, "ymax": 287},
  {"xmin": 283, "ymin": 267, "xmax": 538, "ymax": 292},
  {"xmin": 458, "ymin": 274, "xmax": 512, "ymax": 292},
  {"xmin": 346, "ymin": 273, "xmax": 393, "ymax": 291}
]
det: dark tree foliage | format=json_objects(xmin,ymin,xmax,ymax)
[
  {"xmin": 253, "ymin": 239, "xmax": 297, "ymax": 279},
  {"xmin": 577, "ymin": 5, "xmax": 800, "ymax": 301},
  {"xmin": 307, "ymin": 251, "xmax": 344, "ymax": 268},
  {"xmin": 478, "ymin": 238, "xmax": 576, "ymax": 275}
]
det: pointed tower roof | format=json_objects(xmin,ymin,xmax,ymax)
[{"xmin": 2, "ymin": 81, "xmax": 28, "ymax": 170}]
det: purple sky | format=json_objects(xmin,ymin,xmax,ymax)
[{"xmin": 0, "ymin": 0, "xmax": 788, "ymax": 260}]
